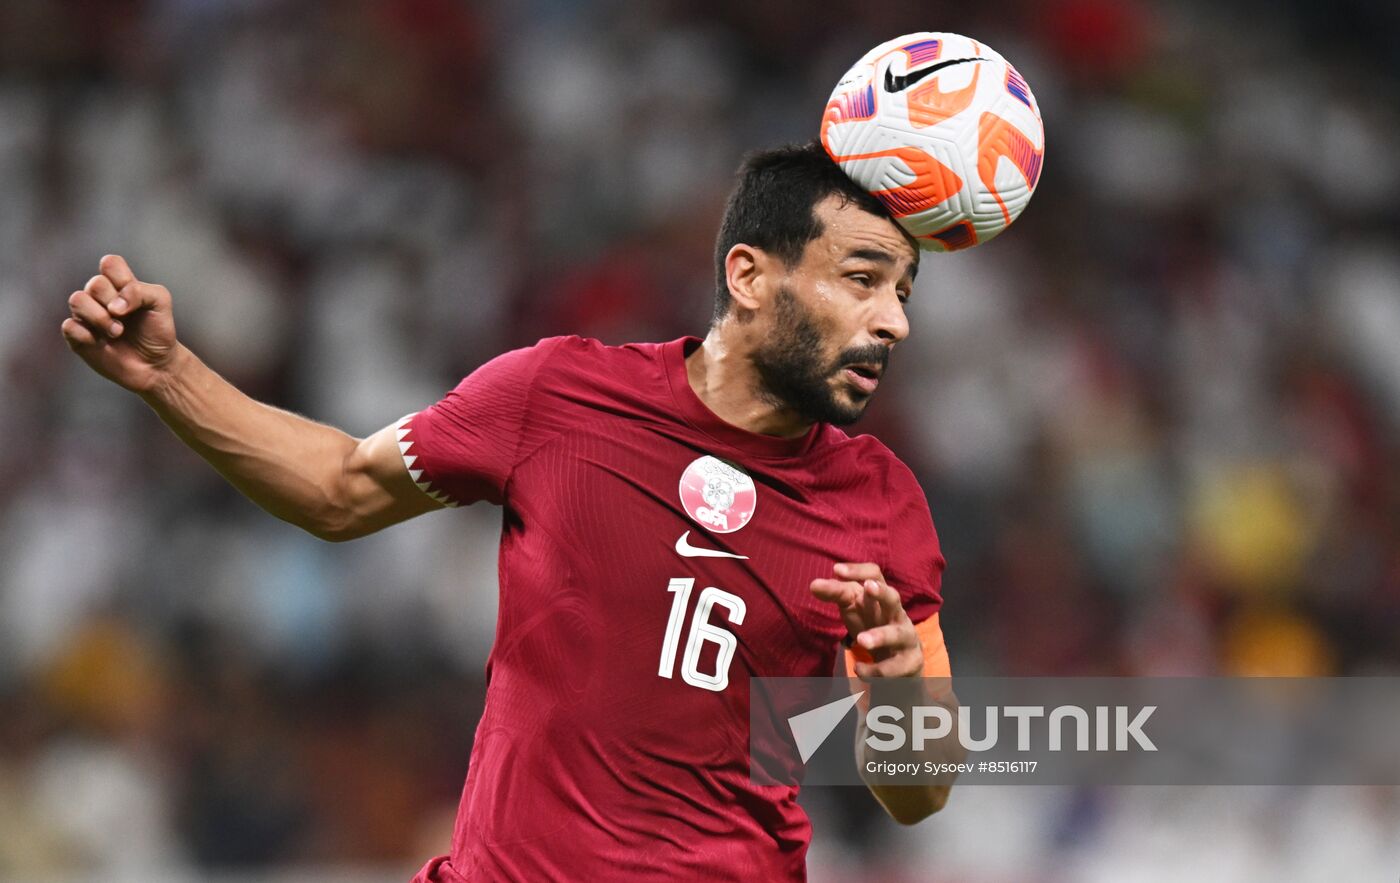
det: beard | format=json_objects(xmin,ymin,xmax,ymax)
[{"xmin": 751, "ymin": 286, "xmax": 891, "ymax": 426}]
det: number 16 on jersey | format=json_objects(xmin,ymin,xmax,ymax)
[{"xmin": 658, "ymin": 578, "xmax": 746, "ymax": 692}]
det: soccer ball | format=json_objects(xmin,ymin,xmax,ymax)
[{"xmin": 821, "ymin": 32, "xmax": 1045, "ymax": 252}]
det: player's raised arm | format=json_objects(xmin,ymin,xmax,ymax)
[
  {"xmin": 61, "ymin": 255, "xmax": 440, "ymax": 541},
  {"xmin": 812, "ymin": 562, "xmax": 961, "ymax": 824}
]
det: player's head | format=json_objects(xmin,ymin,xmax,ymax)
[{"xmin": 712, "ymin": 142, "xmax": 918, "ymax": 426}]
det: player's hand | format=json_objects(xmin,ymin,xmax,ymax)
[
  {"xmin": 810, "ymin": 562, "xmax": 924, "ymax": 679},
  {"xmin": 61, "ymin": 255, "xmax": 183, "ymax": 393}
]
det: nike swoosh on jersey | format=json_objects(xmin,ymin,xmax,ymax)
[
  {"xmin": 883, "ymin": 56, "xmax": 983, "ymax": 93},
  {"xmin": 675, "ymin": 531, "xmax": 749, "ymax": 560}
]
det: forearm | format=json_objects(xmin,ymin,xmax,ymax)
[
  {"xmin": 140, "ymin": 344, "xmax": 362, "ymax": 536},
  {"xmin": 859, "ymin": 723, "xmax": 957, "ymax": 823},
  {"xmin": 856, "ymin": 685, "xmax": 963, "ymax": 824},
  {"xmin": 814, "ymin": 566, "xmax": 959, "ymax": 825}
]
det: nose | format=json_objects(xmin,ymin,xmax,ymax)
[{"xmin": 871, "ymin": 286, "xmax": 909, "ymax": 345}]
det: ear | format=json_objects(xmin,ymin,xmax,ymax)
[{"xmin": 723, "ymin": 243, "xmax": 778, "ymax": 313}]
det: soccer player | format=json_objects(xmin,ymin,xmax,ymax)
[{"xmin": 60, "ymin": 142, "xmax": 954, "ymax": 881}]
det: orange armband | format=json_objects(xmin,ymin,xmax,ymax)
[{"xmin": 843, "ymin": 613, "xmax": 951, "ymax": 678}]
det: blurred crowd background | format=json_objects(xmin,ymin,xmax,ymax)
[{"xmin": 1, "ymin": 0, "xmax": 1398, "ymax": 879}]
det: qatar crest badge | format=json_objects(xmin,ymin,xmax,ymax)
[{"xmin": 678, "ymin": 455, "xmax": 757, "ymax": 534}]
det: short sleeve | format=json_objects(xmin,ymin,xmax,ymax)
[
  {"xmin": 884, "ymin": 460, "xmax": 946, "ymax": 627},
  {"xmin": 396, "ymin": 340, "xmax": 560, "ymax": 508},
  {"xmin": 842, "ymin": 460, "xmax": 950, "ymax": 683}
]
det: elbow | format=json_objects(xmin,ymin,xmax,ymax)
[
  {"xmin": 306, "ymin": 515, "xmax": 372, "ymax": 543},
  {"xmin": 887, "ymin": 785, "xmax": 953, "ymax": 825},
  {"xmin": 306, "ymin": 523, "xmax": 359, "ymax": 543},
  {"xmin": 300, "ymin": 500, "xmax": 365, "ymax": 543}
]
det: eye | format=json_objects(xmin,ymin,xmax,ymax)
[
  {"xmin": 897, "ymin": 289, "xmax": 911, "ymax": 304},
  {"xmin": 847, "ymin": 272, "xmax": 874, "ymax": 287}
]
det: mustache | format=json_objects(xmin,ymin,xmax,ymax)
[{"xmin": 835, "ymin": 344, "xmax": 891, "ymax": 372}]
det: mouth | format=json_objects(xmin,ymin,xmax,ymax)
[{"xmin": 842, "ymin": 363, "xmax": 882, "ymax": 395}]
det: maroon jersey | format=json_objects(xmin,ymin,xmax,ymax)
[{"xmin": 404, "ymin": 336, "xmax": 944, "ymax": 882}]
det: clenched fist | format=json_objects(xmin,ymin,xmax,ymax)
[{"xmin": 61, "ymin": 255, "xmax": 182, "ymax": 394}]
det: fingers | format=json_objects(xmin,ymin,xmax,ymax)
[
  {"xmin": 60, "ymin": 317, "xmax": 98, "ymax": 348},
  {"xmin": 853, "ymin": 622, "xmax": 913, "ymax": 654},
  {"xmin": 817, "ymin": 562, "xmax": 921, "ymax": 678},
  {"xmin": 834, "ymin": 562, "xmax": 885, "ymax": 584},
  {"xmin": 851, "ymin": 621, "xmax": 924, "ymax": 678},
  {"xmin": 68, "ymin": 289, "xmax": 123, "ymax": 338},
  {"xmin": 79, "ymin": 255, "xmax": 169, "ymax": 320},
  {"xmin": 859, "ymin": 580, "xmax": 885, "ymax": 628},
  {"xmin": 100, "ymin": 254, "xmax": 136, "ymax": 290},
  {"xmin": 814, "ymin": 563, "xmax": 907, "ymax": 629},
  {"xmin": 836, "ymin": 563, "xmax": 896, "ymax": 624},
  {"xmin": 852, "ymin": 655, "xmax": 921, "ymax": 680},
  {"xmin": 867, "ymin": 579, "xmax": 908, "ymax": 624},
  {"xmin": 84, "ymin": 273, "xmax": 119, "ymax": 307},
  {"xmin": 809, "ymin": 577, "xmax": 862, "ymax": 608},
  {"xmin": 831, "ymin": 563, "xmax": 907, "ymax": 623},
  {"xmin": 810, "ymin": 578, "xmax": 868, "ymax": 642},
  {"xmin": 84, "ymin": 274, "xmax": 137, "ymax": 326},
  {"xmin": 111, "ymin": 280, "xmax": 169, "ymax": 317},
  {"xmin": 94, "ymin": 255, "xmax": 157, "ymax": 320}
]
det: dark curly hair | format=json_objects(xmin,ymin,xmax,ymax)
[{"xmin": 711, "ymin": 141, "xmax": 911, "ymax": 322}]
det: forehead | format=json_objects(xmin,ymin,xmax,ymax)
[{"xmin": 805, "ymin": 194, "xmax": 919, "ymax": 270}]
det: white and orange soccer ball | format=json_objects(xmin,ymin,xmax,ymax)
[{"xmin": 821, "ymin": 32, "xmax": 1045, "ymax": 252}]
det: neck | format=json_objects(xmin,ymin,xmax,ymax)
[{"xmin": 685, "ymin": 326, "xmax": 813, "ymax": 439}]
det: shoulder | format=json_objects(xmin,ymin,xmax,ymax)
[
  {"xmin": 819, "ymin": 429, "xmax": 923, "ymax": 492},
  {"xmin": 475, "ymin": 336, "xmax": 672, "ymax": 417},
  {"xmin": 518, "ymin": 335, "xmax": 664, "ymax": 381}
]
